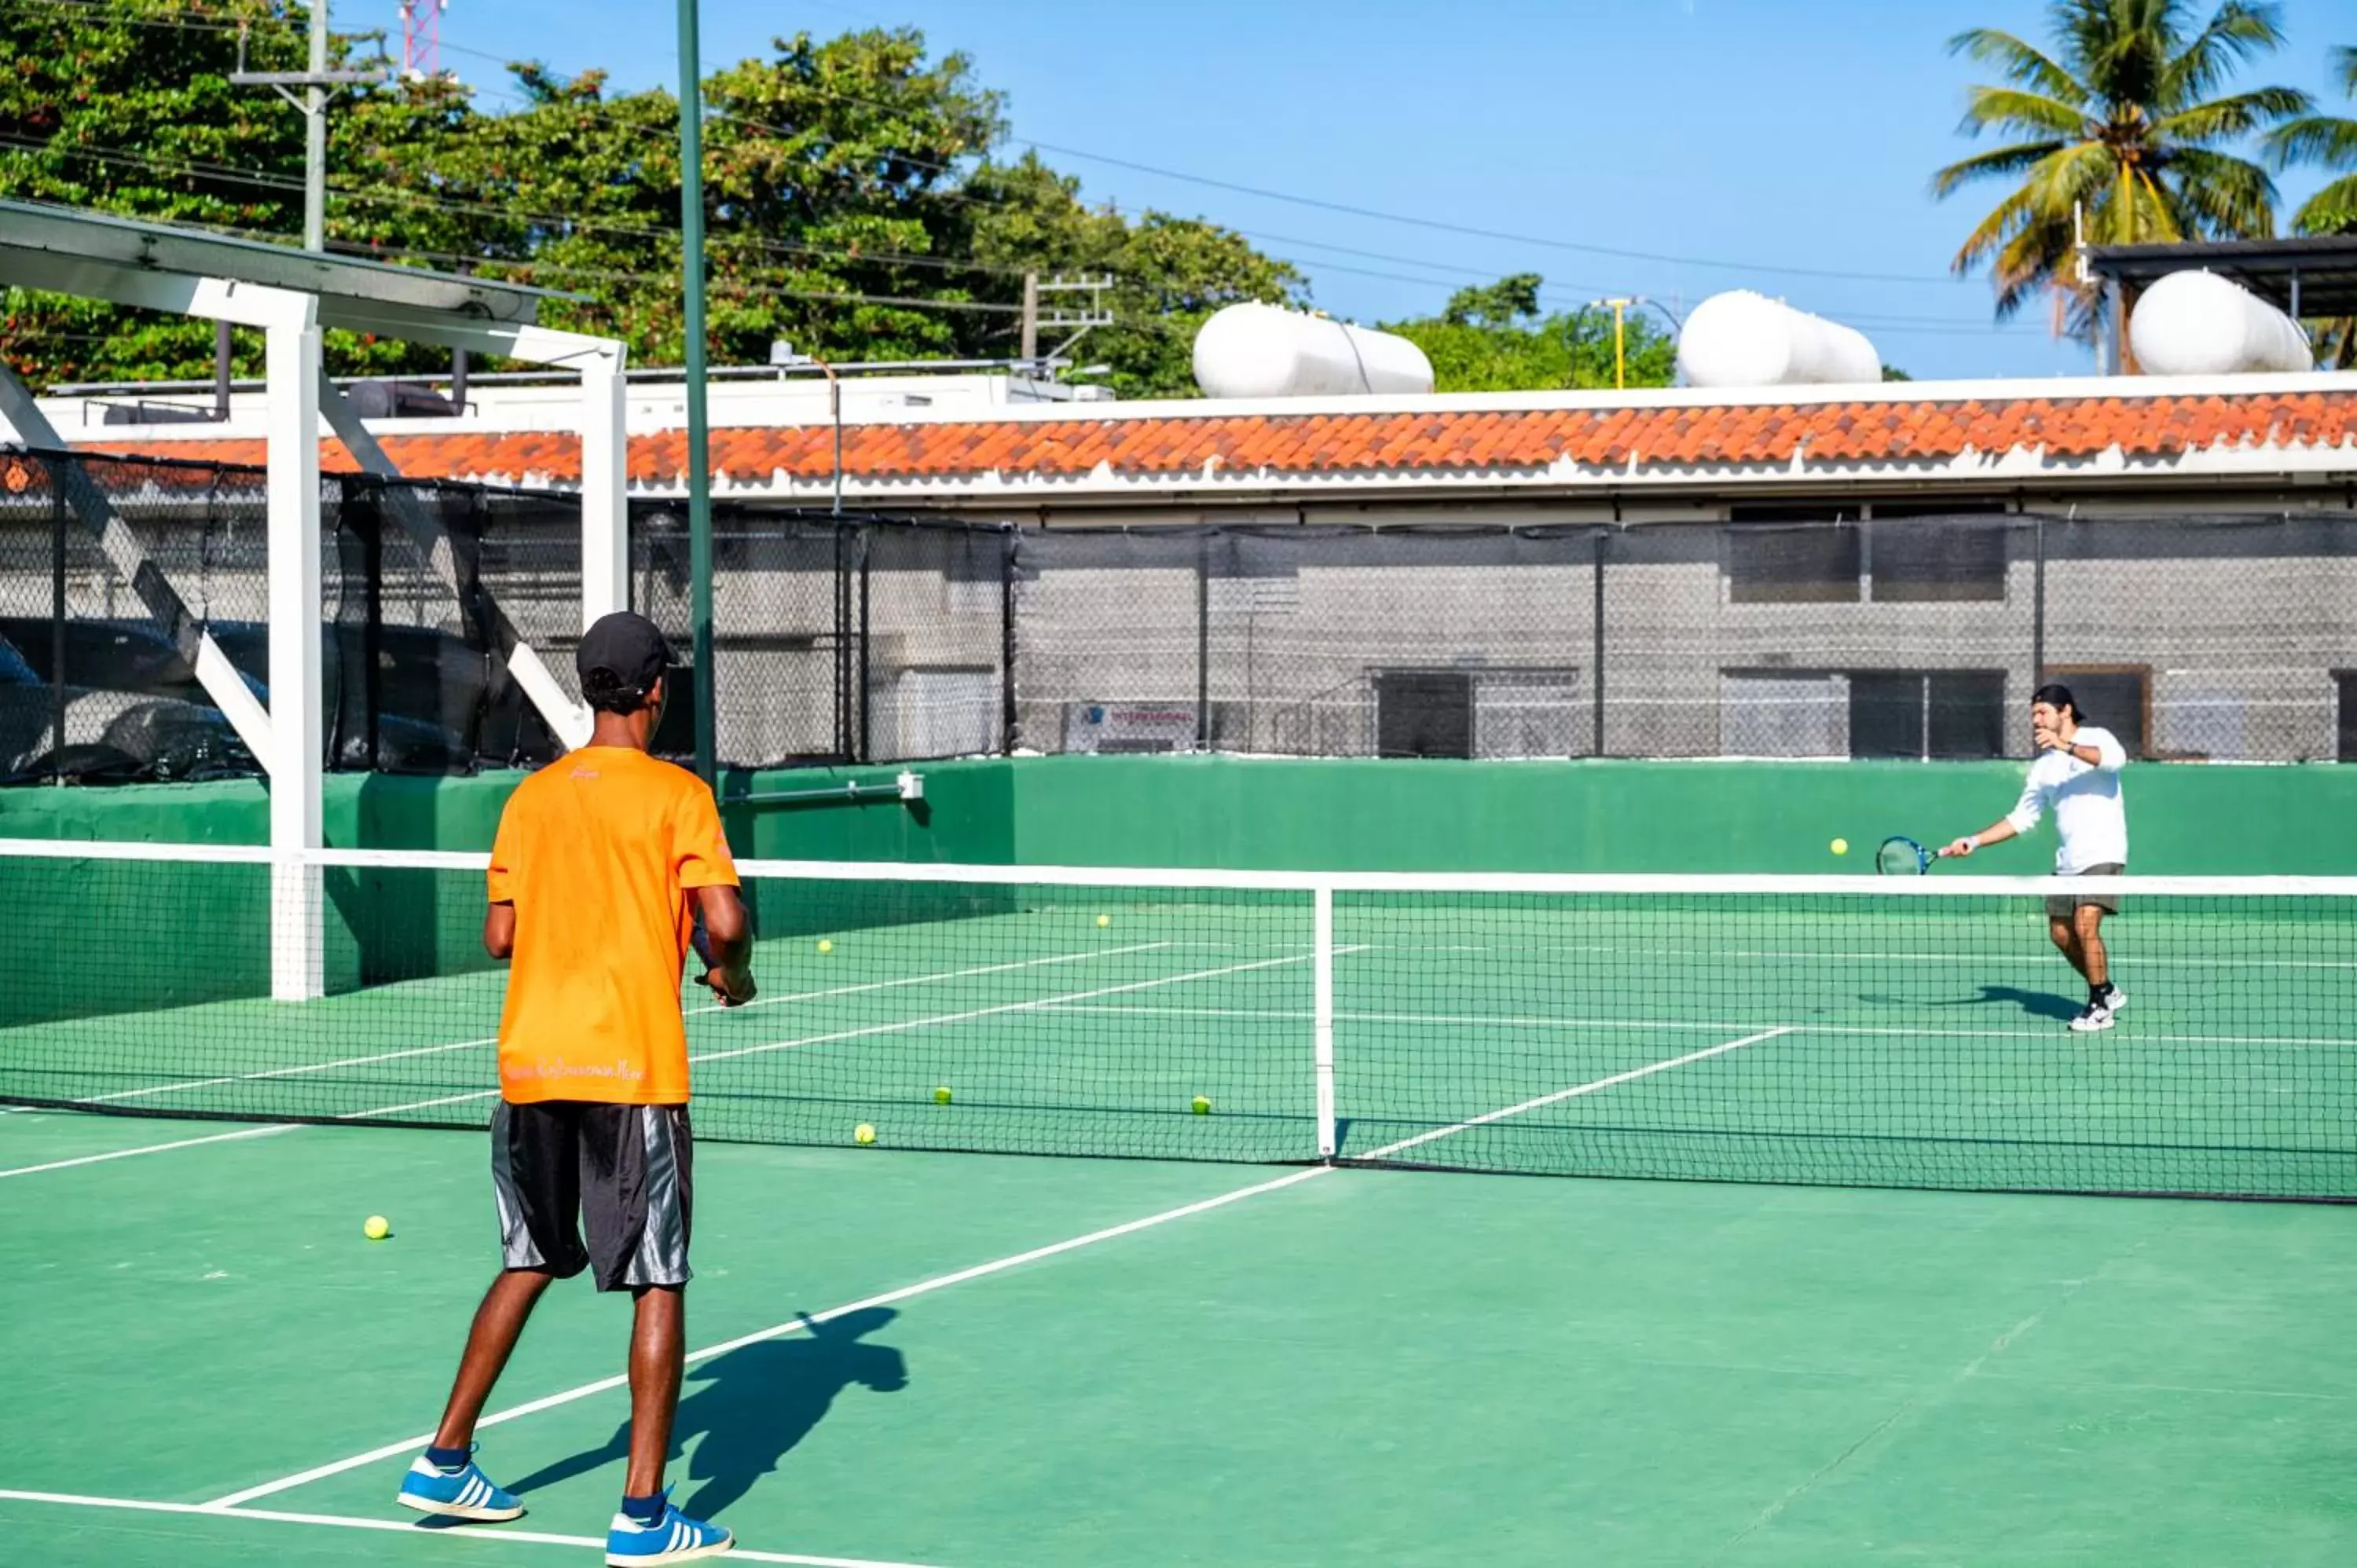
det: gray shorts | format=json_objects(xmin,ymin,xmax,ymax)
[
  {"xmin": 2046, "ymin": 863, "xmax": 2125, "ymax": 921},
  {"xmin": 490, "ymin": 1101, "xmax": 694, "ymax": 1291}
]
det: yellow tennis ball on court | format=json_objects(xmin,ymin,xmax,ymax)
[
  {"xmin": 933, "ymin": 1085, "xmax": 953, "ymax": 1105},
  {"xmin": 1191, "ymin": 1094, "xmax": 1211, "ymax": 1116},
  {"xmin": 1831, "ymin": 838, "xmax": 1849, "ymax": 856},
  {"xmin": 817, "ymin": 938, "xmax": 834, "ymax": 954},
  {"xmin": 1097, "ymin": 914, "xmax": 1111, "ymax": 928},
  {"xmin": 853, "ymin": 1123, "xmax": 877, "ymax": 1145},
  {"xmin": 362, "ymin": 1215, "xmax": 390, "ymax": 1241}
]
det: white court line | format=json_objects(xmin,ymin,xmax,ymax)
[
  {"xmin": 1351, "ymin": 944, "xmax": 2357, "ymax": 971},
  {"xmin": 0, "ymin": 1123, "xmax": 299, "ymax": 1179},
  {"xmin": 343, "ymin": 947, "xmax": 1354, "ymax": 1123},
  {"xmin": 1036, "ymin": 1003, "xmax": 2357, "ymax": 1050},
  {"xmin": 200, "ymin": 1165, "xmax": 1333, "ymax": 1510},
  {"xmin": 70, "ymin": 943, "xmax": 1168, "ymax": 1110},
  {"xmin": 0, "ymin": 1489, "xmax": 939, "ymax": 1567},
  {"xmin": 202, "ymin": 1019, "xmax": 1772, "ymax": 1514},
  {"xmin": 1362, "ymin": 1027, "xmax": 1795, "ymax": 1161}
]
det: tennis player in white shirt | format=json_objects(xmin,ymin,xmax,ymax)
[{"xmin": 1940, "ymin": 683, "xmax": 2130, "ymax": 1033}]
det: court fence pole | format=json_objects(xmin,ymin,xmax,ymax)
[{"xmin": 1314, "ymin": 882, "xmax": 1336, "ymax": 1160}]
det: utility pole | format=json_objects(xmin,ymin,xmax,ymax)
[
  {"xmin": 677, "ymin": 0, "xmax": 717, "ymax": 782},
  {"xmin": 1023, "ymin": 274, "xmax": 1115, "ymax": 372},
  {"xmin": 229, "ymin": 2, "xmax": 384, "ymax": 254}
]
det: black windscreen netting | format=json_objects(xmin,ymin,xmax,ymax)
[{"xmin": 5, "ymin": 447, "xmax": 2353, "ymax": 775}]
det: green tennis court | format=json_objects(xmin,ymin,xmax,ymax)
[{"xmin": 5, "ymin": 855, "xmax": 2357, "ymax": 1563}]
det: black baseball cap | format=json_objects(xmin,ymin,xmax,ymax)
[{"xmin": 576, "ymin": 611, "xmax": 673, "ymax": 709}]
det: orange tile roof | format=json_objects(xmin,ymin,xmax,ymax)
[{"xmin": 69, "ymin": 389, "xmax": 2357, "ymax": 492}]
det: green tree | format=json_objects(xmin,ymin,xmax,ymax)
[
  {"xmin": 1384, "ymin": 279, "xmax": 1676, "ymax": 392},
  {"xmin": 1932, "ymin": 0, "xmax": 2311, "ymax": 336},
  {"xmin": 951, "ymin": 151, "xmax": 1307, "ymax": 397},
  {"xmin": 1, "ymin": 12, "xmax": 1303, "ymax": 395},
  {"xmin": 2264, "ymin": 44, "xmax": 2357, "ymax": 362}
]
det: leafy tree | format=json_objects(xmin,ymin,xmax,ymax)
[
  {"xmin": 1441, "ymin": 273, "xmax": 1543, "ymax": 328},
  {"xmin": 1932, "ymin": 0, "xmax": 2311, "ymax": 338},
  {"xmin": 950, "ymin": 151, "xmax": 1307, "ymax": 398},
  {"xmin": 2264, "ymin": 43, "xmax": 2357, "ymax": 363},
  {"xmin": 1384, "ymin": 279, "xmax": 1676, "ymax": 392},
  {"xmin": 1, "ymin": 10, "xmax": 1302, "ymax": 396}
]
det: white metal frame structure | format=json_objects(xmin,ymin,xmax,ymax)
[{"xmin": 0, "ymin": 200, "xmax": 629, "ymax": 998}]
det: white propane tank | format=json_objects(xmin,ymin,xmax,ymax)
[
  {"xmin": 1191, "ymin": 302, "xmax": 1435, "ymax": 398},
  {"xmin": 2127, "ymin": 269, "xmax": 2313, "ymax": 376},
  {"xmin": 1676, "ymin": 291, "xmax": 1882, "ymax": 388}
]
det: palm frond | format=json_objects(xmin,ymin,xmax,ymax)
[
  {"xmin": 2161, "ymin": 2, "xmax": 2292, "ymax": 106},
  {"xmin": 2154, "ymin": 84, "xmax": 2311, "ymax": 144},
  {"xmin": 1933, "ymin": 139, "xmax": 2073, "ymax": 198},
  {"xmin": 2334, "ymin": 44, "xmax": 2357, "ymax": 99},
  {"xmin": 1956, "ymin": 86, "xmax": 2094, "ymax": 139},
  {"xmin": 2263, "ymin": 113, "xmax": 2357, "ymax": 170},
  {"xmin": 2165, "ymin": 145, "xmax": 2280, "ymax": 236},
  {"xmin": 1947, "ymin": 26, "xmax": 2088, "ymax": 103},
  {"xmin": 2291, "ymin": 172, "xmax": 2357, "ymax": 235}
]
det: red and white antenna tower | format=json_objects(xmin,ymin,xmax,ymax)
[{"xmin": 399, "ymin": 0, "xmax": 446, "ymax": 79}]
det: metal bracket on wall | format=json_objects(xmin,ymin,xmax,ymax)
[{"xmin": 724, "ymin": 770, "xmax": 926, "ymax": 808}]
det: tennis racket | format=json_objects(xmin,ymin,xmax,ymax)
[{"xmin": 1876, "ymin": 835, "xmax": 1933, "ymax": 876}]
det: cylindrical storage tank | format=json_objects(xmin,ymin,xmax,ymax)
[
  {"xmin": 2128, "ymin": 269, "xmax": 2312, "ymax": 376},
  {"xmin": 1676, "ymin": 290, "xmax": 1882, "ymax": 388},
  {"xmin": 1192, "ymin": 302, "xmax": 1435, "ymax": 398}
]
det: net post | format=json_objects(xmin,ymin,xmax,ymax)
[
  {"xmin": 1314, "ymin": 882, "xmax": 1336, "ymax": 1160},
  {"xmin": 266, "ymin": 315, "xmax": 325, "ymax": 1001}
]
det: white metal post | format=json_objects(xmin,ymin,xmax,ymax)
[
  {"xmin": 267, "ymin": 317, "xmax": 325, "ymax": 1000},
  {"xmin": 578, "ymin": 353, "xmax": 629, "ymax": 625},
  {"xmin": 1314, "ymin": 883, "xmax": 1337, "ymax": 1160}
]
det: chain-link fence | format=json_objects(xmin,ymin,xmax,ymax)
[
  {"xmin": 1014, "ymin": 513, "xmax": 2357, "ymax": 765},
  {"xmin": 4, "ymin": 445, "xmax": 2352, "ymax": 778}
]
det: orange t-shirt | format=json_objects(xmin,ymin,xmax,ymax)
[{"xmin": 486, "ymin": 746, "xmax": 738, "ymax": 1105}]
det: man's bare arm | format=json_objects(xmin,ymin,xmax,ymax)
[
  {"xmin": 694, "ymin": 885, "xmax": 756, "ymax": 1004},
  {"xmin": 1941, "ymin": 819, "xmax": 2018, "ymax": 859},
  {"xmin": 483, "ymin": 900, "xmax": 517, "ymax": 959}
]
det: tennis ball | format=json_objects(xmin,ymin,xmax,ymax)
[
  {"xmin": 362, "ymin": 1215, "xmax": 390, "ymax": 1241},
  {"xmin": 1831, "ymin": 837, "xmax": 1849, "ymax": 856},
  {"xmin": 817, "ymin": 938, "xmax": 834, "ymax": 954},
  {"xmin": 1097, "ymin": 914, "xmax": 1111, "ymax": 928},
  {"xmin": 853, "ymin": 1123, "xmax": 877, "ymax": 1145},
  {"xmin": 933, "ymin": 1085, "xmax": 953, "ymax": 1105},
  {"xmin": 1191, "ymin": 1094, "xmax": 1211, "ymax": 1116}
]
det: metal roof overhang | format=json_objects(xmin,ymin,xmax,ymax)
[
  {"xmin": 2083, "ymin": 236, "xmax": 2357, "ymax": 317},
  {"xmin": 0, "ymin": 198, "xmax": 578, "ymax": 351}
]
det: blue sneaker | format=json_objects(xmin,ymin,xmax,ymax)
[
  {"xmin": 605, "ymin": 1490, "xmax": 732, "ymax": 1564},
  {"xmin": 396, "ymin": 1452, "xmax": 525, "ymax": 1522}
]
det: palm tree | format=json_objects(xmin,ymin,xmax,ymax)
[
  {"xmin": 2263, "ymin": 46, "xmax": 2357, "ymax": 365},
  {"xmin": 2265, "ymin": 45, "xmax": 2357, "ymax": 232},
  {"xmin": 1934, "ymin": 1, "xmax": 2311, "ymax": 339}
]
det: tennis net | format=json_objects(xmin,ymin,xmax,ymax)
[{"xmin": 2, "ymin": 839, "xmax": 2352, "ymax": 1200}]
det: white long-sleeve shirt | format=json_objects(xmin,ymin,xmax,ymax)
[{"xmin": 2004, "ymin": 726, "xmax": 2128, "ymax": 873}]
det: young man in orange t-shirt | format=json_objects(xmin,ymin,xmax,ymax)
[{"xmin": 397, "ymin": 612, "xmax": 753, "ymax": 1565}]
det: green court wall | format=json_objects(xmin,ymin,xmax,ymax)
[{"xmin": 1003, "ymin": 756, "xmax": 2357, "ymax": 875}]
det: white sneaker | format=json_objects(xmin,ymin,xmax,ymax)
[{"xmin": 2069, "ymin": 999, "xmax": 2116, "ymax": 1033}]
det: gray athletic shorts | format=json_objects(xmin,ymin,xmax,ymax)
[
  {"xmin": 489, "ymin": 1101, "xmax": 693, "ymax": 1291},
  {"xmin": 2046, "ymin": 863, "xmax": 2125, "ymax": 921}
]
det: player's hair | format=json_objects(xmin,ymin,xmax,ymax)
[
  {"xmin": 581, "ymin": 665, "xmax": 659, "ymax": 716},
  {"xmin": 2029, "ymin": 682, "xmax": 2080, "ymax": 723}
]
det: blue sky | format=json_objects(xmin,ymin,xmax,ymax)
[{"xmin": 422, "ymin": 0, "xmax": 2352, "ymax": 380}]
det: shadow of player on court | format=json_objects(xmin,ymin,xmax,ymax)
[
  {"xmin": 506, "ymin": 1306, "xmax": 907, "ymax": 1520},
  {"xmin": 1874, "ymin": 984, "xmax": 2077, "ymax": 1021}
]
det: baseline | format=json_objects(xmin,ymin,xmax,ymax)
[{"xmin": 0, "ymin": 1489, "xmax": 938, "ymax": 1567}]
